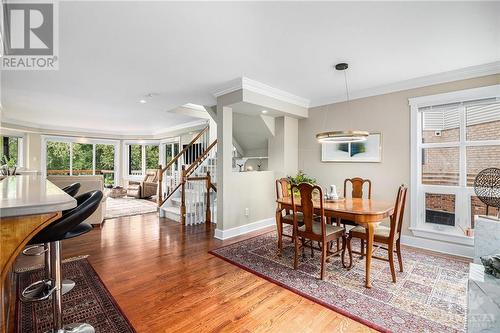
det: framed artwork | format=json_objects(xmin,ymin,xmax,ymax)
[{"xmin": 321, "ymin": 133, "xmax": 382, "ymax": 163}]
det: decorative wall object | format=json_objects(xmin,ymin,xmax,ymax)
[{"xmin": 321, "ymin": 133, "xmax": 382, "ymax": 162}]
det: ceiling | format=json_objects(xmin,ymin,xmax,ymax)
[{"xmin": 2, "ymin": 1, "xmax": 499, "ymax": 135}]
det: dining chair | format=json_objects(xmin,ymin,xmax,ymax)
[
  {"xmin": 342, "ymin": 185, "xmax": 408, "ymax": 283},
  {"xmin": 291, "ymin": 183, "xmax": 346, "ymax": 280},
  {"xmin": 336, "ymin": 177, "xmax": 373, "ymax": 254},
  {"xmin": 276, "ymin": 178, "xmax": 303, "ymax": 254}
]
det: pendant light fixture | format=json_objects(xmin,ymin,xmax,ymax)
[{"xmin": 316, "ymin": 63, "xmax": 369, "ymax": 143}]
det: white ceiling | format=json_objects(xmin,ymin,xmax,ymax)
[{"xmin": 2, "ymin": 1, "xmax": 499, "ymax": 135}]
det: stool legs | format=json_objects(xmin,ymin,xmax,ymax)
[
  {"xmin": 21, "ymin": 244, "xmax": 75, "ymax": 302},
  {"xmin": 49, "ymin": 241, "xmax": 94, "ymax": 333}
]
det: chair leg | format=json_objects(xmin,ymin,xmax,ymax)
[
  {"xmin": 345, "ymin": 236, "xmax": 353, "ymax": 269},
  {"xmin": 320, "ymin": 241, "xmax": 327, "ymax": 280},
  {"xmin": 294, "ymin": 235, "xmax": 299, "ymax": 270},
  {"xmin": 388, "ymin": 244, "xmax": 397, "ymax": 283},
  {"xmin": 277, "ymin": 220, "xmax": 283, "ymax": 255},
  {"xmin": 396, "ymin": 239, "xmax": 403, "ymax": 272},
  {"xmin": 360, "ymin": 239, "xmax": 365, "ymax": 259},
  {"xmin": 300, "ymin": 237, "xmax": 306, "ymax": 259},
  {"xmin": 310, "ymin": 240, "xmax": 314, "ymax": 258},
  {"xmin": 341, "ymin": 235, "xmax": 348, "ymax": 267}
]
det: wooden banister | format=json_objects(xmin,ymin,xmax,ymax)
[
  {"xmin": 161, "ymin": 126, "xmax": 209, "ymax": 173},
  {"xmin": 185, "ymin": 139, "xmax": 217, "ymax": 177}
]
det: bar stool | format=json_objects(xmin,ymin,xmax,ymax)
[
  {"xmin": 25, "ymin": 190, "xmax": 102, "ymax": 333},
  {"xmin": 22, "ymin": 183, "xmax": 81, "ymax": 301}
]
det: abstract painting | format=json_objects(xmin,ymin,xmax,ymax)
[{"xmin": 321, "ymin": 133, "xmax": 382, "ymax": 162}]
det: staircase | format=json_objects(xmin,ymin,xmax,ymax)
[{"xmin": 157, "ymin": 126, "xmax": 217, "ymax": 225}]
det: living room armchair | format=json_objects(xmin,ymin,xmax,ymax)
[{"xmin": 127, "ymin": 172, "xmax": 158, "ymax": 199}]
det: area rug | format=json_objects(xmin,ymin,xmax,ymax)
[
  {"xmin": 210, "ymin": 228, "xmax": 469, "ymax": 333},
  {"xmin": 16, "ymin": 258, "xmax": 136, "ymax": 333},
  {"xmin": 105, "ymin": 197, "xmax": 157, "ymax": 219}
]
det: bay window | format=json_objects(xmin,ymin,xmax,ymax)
[
  {"xmin": 125, "ymin": 142, "xmax": 160, "ymax": 177},
  {"xmin": 409, "ymin": 85, "xmax": 500, "ymax": 243},
  {"xmin": 1, "ymin": 135, "xmax": 23, "ymax": 166},
  {"xmin": 43, "ymin": 136, "xmax": 119, "ymax": 186}
]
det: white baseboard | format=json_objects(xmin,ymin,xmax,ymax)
[
  {"xmin": 214, "ymin": 218, "xmax": 275, "ymax": 240},
  {"xmin": 400, "ymin": 234, "xmax": 473, "ymax": 259}
]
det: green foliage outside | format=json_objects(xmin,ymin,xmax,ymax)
[
  {"xmin": 46, "ymin": 141, "xmax": 116, "ymax": 186},
  {"xmin": 129, "ymin": 144, "xmax": 142, "ymax": 173},
  {"xmin": 146, "ymin": 145, "xmax": 159, "ymax": 170},
  {"xmin": 288, "ymin": 170, "xmax": 317, "ymax": 185},
  {"xmin": 1, "ymin": 136, "xmax": 19, "ymax": 166}
]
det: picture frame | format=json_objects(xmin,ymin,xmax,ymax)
[{"xmin": 321, "ymin": 133, "xmax": 382, "ymax": 163}]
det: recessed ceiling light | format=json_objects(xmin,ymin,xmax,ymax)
[
  {"xmin": 139, "ymin": 99, "xmax": 147, "ymax": 104},
  {"xmin": 262, "ymin": 110, "xmax": 268, "ymax": 114}
]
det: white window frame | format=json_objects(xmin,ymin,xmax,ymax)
[
  {"xmin": 409, "ymin": 84, "xmax": 500, "ymax": 245},
  {"xmin": 41, "ymin": 135, "xmax": 120, "ymax": 185},
  {"xmin": 1, "ymin": 133, "xmax": 25, "ymax": 167},
  {"xmin": 159, "ymin": 137, "xmax": 181, "ymax": 168},
  {"xmin": 122, "ymin": 140, "xmax": 161, "ymax": 180}
]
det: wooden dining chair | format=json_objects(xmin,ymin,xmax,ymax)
[
  {"xmin": 276, "ymin": 178, "xmax": 303, "ymax": 253},
  {"xmin": 335, "ymin": 177, "xmax": 373, "ymax": 253},
  {"xmin": 342, "ymin": 185, "xmax": 408, "ymax": 283},
  {"xmin": 291, "ymin": 183, "xmax": 346, "ymax": 280}
]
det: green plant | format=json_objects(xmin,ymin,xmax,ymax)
[
  {"xmin": 287, "ymin": 170, "xmax": 316, "ymax": 185},
  {"xmin": 2, "ymin": 155, "xmax": 16, "ymax": 168}
]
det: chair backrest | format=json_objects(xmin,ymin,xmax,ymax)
[
  {"xmin": 38, "ymin": 190, "xmax": 103, "ymax": 243},
  {"xmin": 144, "ymin": 172, "xmax": 158, "ymax": 183},
  {"xmin": 344, "ymin": 177, "xmax": 372, "ymax": 199},
  {"xmin": 389, "ymin": 185, "xmax": 408, "ymax": 239},
  {"xmin": 61, "ymin": 183, "xmax": 81, "ymax": 197},
  {"xmin": 291, "ymin": 183, "xmax": 325, "ymax": 237},
  {"xmin": 275, "ymin": 178, "xmax": 291, "ymax": 200}
]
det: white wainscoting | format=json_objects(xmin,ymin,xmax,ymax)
[
  {"xmin": 400, "ymin": 235, "xmax": 474, "ymax": 259},
  {"xmin": 214, "ymin": 218, "xmax": 275, "ymax": 240}
]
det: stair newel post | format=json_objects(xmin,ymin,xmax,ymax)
[
  {"xmin": 157, "ymin": 164, "xmax": 163, "ymax": 206},
  {"xmin": 206, "ymin": 171, "xmax": 211, "ymax": 225},
  {"xmin": 181, "ymin": 165, "xmax": 187, "ymax": 225}
]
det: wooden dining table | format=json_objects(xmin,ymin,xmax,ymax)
[{"xmin": 276, "ymin": 197, "xmax": 394, "ymax": 288}]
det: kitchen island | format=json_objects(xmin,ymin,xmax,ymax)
[{"xmin": 0, "ymin": 175, "xmax": 76, "ymax": 333}]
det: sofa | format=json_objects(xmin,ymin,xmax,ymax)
[{"xmin": 48, "ymin": 175, "xmax": 107, "ymax": 227}]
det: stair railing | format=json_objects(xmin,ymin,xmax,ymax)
[{"xmin": 157, "ymin": 125, "xmax": 210, "ymax": 207}]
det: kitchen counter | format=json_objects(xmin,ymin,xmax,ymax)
[{"xmin": 0, "ymin": 175, "xmax": 76, "ymax": 217}]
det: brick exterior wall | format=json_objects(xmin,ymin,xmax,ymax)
[{"xmin": 422, "ymin": 120, "xmax": 500, "ymax": 226}]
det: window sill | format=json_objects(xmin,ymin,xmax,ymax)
[{"xmin": 409, "ymin": 226, "xmax": 474, "ymax": 246}]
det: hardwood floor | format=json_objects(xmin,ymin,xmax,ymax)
[{"xmin": 18, "ymin": 213, "xmax": 376, "ymax": 333}]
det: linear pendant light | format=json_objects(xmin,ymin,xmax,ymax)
[{"xmin": 316, "ymin": 63, "xmax": 369, "ymax": 143}]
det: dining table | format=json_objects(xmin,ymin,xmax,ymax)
[{"xmin": 276, "ymin": 197, "xmax": 394, "ymax": 288}]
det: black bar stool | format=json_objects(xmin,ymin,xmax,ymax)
[
  {"xmin": 22, "ymin": 183, "xmax": 81, "ymax": 301},
  {"xmin": 25, "ymin": 190, "xmax": 102, "ymax": 333}
]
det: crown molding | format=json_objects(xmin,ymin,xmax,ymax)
[
  {"xmin": 213, "ymin": 76, "xmax": 310, "ymax": 108},
  {"xmin": 0, "ymin": 117, "xmax": 207, "ymax": 140},
  {"xmin": 311, "ymin": 61, "xmax": 500, "ymax": 107}
]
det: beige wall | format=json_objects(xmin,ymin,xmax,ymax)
[{"xmin": 298, "ymin": 74, "xmax": 500, "ymax": 236}]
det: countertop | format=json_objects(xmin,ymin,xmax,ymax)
[{"xmin": 0, "ymin": 175, "xmax": 76, "ymax": 218}]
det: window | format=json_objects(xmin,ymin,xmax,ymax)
[
  {"xmin": 46, "ymin": 141, "xmax": 70, "ymax": 175},
  {"xmin": 96, "ymin": 144, "xmax": 116, "ymax": 187},
  {"xmin": 0, "ymin": 135, "xmax": 23, "ymax": 166},
  {"xmin": 145, "ymin": 145, "xmax": 159, "ymax": 171},
  {"xmin": 125, "ymin": 142, "xmax": 160, "ymax": 177},
  {"xmin": 72, "ymin": 143, "xmax": 93, "ymax": 175},
  {"xmin": 164, "ymin": 142, "xmax": 180, "ymax": 173},
  {"xmin": 44, "ymin": 137, "xmax": 119, "ymax": 185},
  {"xmin": 410, "ymin": 85, "xmax": 500, "ymax": 242},
  {"xmin": 128, "ymin": 144, "xmax": 142, "ymax": 176}
]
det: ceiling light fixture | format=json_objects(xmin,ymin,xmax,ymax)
[
  {"xmin": 316, "ymin": 63, "xmax": 369, "ymax": 144},
  {"xmin": 262, "ymin": 110, "xmax": 268, "ymax": 114},
  {"xmin": 139, "ymin": 99, "xmax": 147, "ymax": 104}
]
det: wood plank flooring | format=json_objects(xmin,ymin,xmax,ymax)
[{"xmin": 19, "ymin": 213, "xmax": 376, "ymax": 333}]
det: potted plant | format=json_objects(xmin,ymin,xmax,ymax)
[
  {"xmin": 287, "ymin": 170, "xmax": 319, "ymax": 200},
  {"xmin": 1, "ymin": 156, "xmax": 17, "ymax": 176}
]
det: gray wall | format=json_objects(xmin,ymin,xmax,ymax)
[{"xmin": 298, "ymin": 74, "xmax": 500, "ymax": 236}]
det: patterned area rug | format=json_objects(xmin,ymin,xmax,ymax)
[
  {"xmin": 210, "ymin": 228, "xmax": 469, "ymax": 333},
  {"xmin": 105, "ymin": 197, "xmax": 157, "ymax": 219},
  {"xmin": 16, "ymin": 258, "xmax": 136, "ymax": 333}
]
